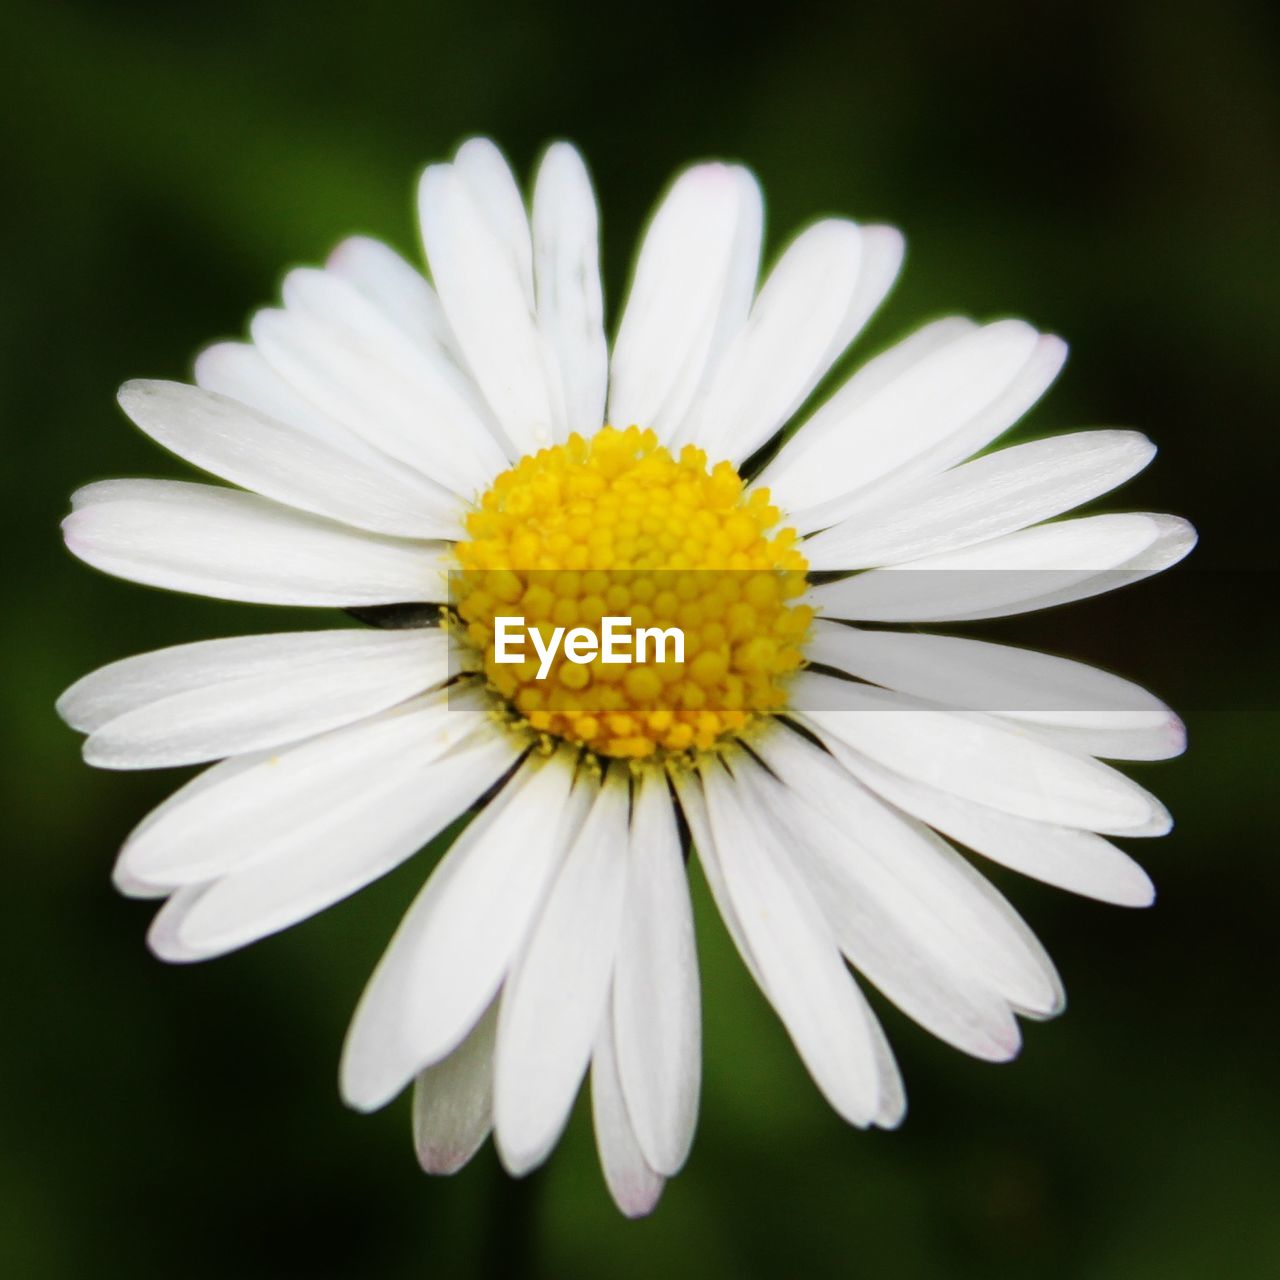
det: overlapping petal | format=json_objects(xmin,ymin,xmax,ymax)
[{"xmin": 64, "ymin": 480, "xmax": 446, "ymax": 605}]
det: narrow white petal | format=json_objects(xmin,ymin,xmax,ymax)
[
  {"xmin": 1002, "ymin": 712, "xmax": 1186, "ymax": 761},
  {"xmin": 255, "ymin": 292, "xmax": 506, "ymax": 494},
  {"xmin": 840, "ymin": 225, "xmax": 909, "ymax": 352},
  {"xmin": 783, "ymin": 315, "xmax": 976, "ymax": 420},
  {"xmin": 804, "ymin": 621, "xmax": 1185, "ymax": 759},
  {"xmin": 763, "ymin": 320, "xmax": 1065, "ymax": 527},
  {"xmin": 612, "ymin": 769, "xmax": 700, "ymax": 1176},
  {"xmin": 677, "ymin": 762, "xmax": 908, "ymax": 1125},
  {"xmin": 195, "ymin": 340, "xmax": 388, "ymax": 456},
  {"xmin": 148, "ymin": 730, "xmax": 517, "ymax": 961},
  {"xmin": 794, "ymin": 673, "xmax": 1169, "ymax": 835},
  {"xmin": 736, "ymin": 749, "xmax": 1021, "ymax": 1060},
  {"xmin": 805, "ymin": 512, "xmax": 1176, "ymax": 622},
  {"xmin": 112, "ymin": 751, "xmax": 268, "ymax": 898},
  {"xmin": 806, "ymin": 620, "xmax": 1169, "ymax": 714},
  {"xmin": 81, "ymin": 630, "xmax": 447, "ymax": 769},
  {"xmin": 913, "ymin": 823, "xmax": 1067, "ymax": 1019},
  {"xmin": 592, "ymin": 1006, "xmax": 666, "ymax": 1218},
  {"xmin": 412, "ymin": 998, "xmax": 499, "ymax": 1175},
  {"xmin": 280, "ymin": 264, "xmax": 509, "ymax": 464},
  {"xmin": 865, "ymin": 1002, "xmax": 907, "ymax": 1128},
  {"xmin": 147, "ymin": 885, "xmax": 212, "ymax": 962},
  {"xmin": 326, "ymin": 235, "xmax": 460, "ymax": 359},
  {"xmin": 836, "ymin": 748, "xmax": 1155, "ymax": 905},
  {"xmin": 340, "ymin": 753, "xmax": 588, "ymax": 1112},
  {"xmin": 59, "ymin": 629, "xmax": 444, "ymax": 734},
  {"xmin": 120, "ymin": 690, "xmax": 484, "ymax": 887},
  {"xmin": 118, "ymin": 380, "xmax": 461, "ymax": 540},
  {"xmin": 754, "ymin": 731, "xmax": 1064, "ymax": 1017},
  {"xmin": 494, "ymin": 768, "xmax": 631, "ymax": 1175},
  {"xmin": 453, "ymin": 137, "xmax": 536, "ymax": 304},
  {"xmin": 958, "ymin": 513, "xmax": 1198, "ymax": 619},
  {"xmin": 608, "ymin": 164, "xmax": 762, "ymax": 441},
  {"xmin": 64, "ymin": 480, "xmax": 444, "ymax": 606},
  {"xmin": 669, "ymin": 770, "xmax": 764, "ymax": 985},
  {"xmin": 113, "ymin": 864, "xmax": 170, "ymax": 901},
  {"xmin": 701, "ymin": 762, "xmax": 884, "ymax": 1127},
  {"xmin": 804, "ymin": 430, "xmax": 1157, "ymax": 569},
  {"xmin": 195, "ymin": 338, "xmax": 468, "ymax": 520},
  {"xmin": 532, "ymin": 142, "xmax": 608, "ymax": 439},
  {"xmin": 419, "ymin": 160, "xmax": 554, "ymax": 456},
  {"xmin": 684, "ymin": 220, "xmax": 902, "ymax": 462}
]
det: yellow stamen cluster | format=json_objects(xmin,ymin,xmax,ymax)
[{"xmin": 453, "ymin": 426, "xmax": 811, "ymax": 759}]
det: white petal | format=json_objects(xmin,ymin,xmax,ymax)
[
  {"xmin": 453, "ymin": 137, "xmax": 536, "ymax": 304},
  {"xmin": 957, "ymin": 513, "xmax": 1198, "ymax": 619},
  {"xmin": 121, "ymin": 690, "xmax": 484, "ymax": 887},
  {"xmin": 194, "ymin": 338, "xmax": 471, "ymax": 528},
  {"xmin": 736, "ymin": 747, "xmax": 1022, "ymax": 1060},
  {"xmin": 59, "ymin": 628, "xmax": 443, "ymax": 733},
  {"xmin": 64, "ymin": 480, "xmax": 444, "ymax": 606},
  {"xmin": 783, "ymin": 315, "xmax": 976, "ymax": 419},
  {"xmin": 532, "ymin": 142, "xmax": 608, "ymax": 439},
  {"xmin": 907, "ymin": 822, "xmax": 1067, "ymax": 1019},
  {"xmin": 412, "ymin": 998, "xmax": 498, "ymax": 1175},
  {"xmin": 835, "ymin": 749, "xmax": 1155, "ymax": 906},
  {"xmin": 864, "ymin": 1003, "xmax": 907, "ymax": 1128},
  {"xmin": 669, "ymin": 770, "xmax": 764, "ymax": 984},
  {"xmin": 494, "ymin": 767, "xmax": 631, "ymax": 1175},
  {"xmin": 1002, "ymin": 712, "xmax": 1186, "ymax": 761},
  {"xmin": 806, "ymin": 620, "xmax": 1168, "ymax": 713},
  {"xmin": 700, "ymin": 761, "xmax": 884, "ymax": 1127},
  {"xmin": 326, "ymin": 235, "xmax": 460, "ymax": 359},
  {"xmin": 688, "ymin": 764, "xmax": 913, "ymax": 1128},
  {"xmin": 113, "ymin": 864, "xmax": 169, "ymax": 900},
  {"xmin": 340, "ymin": 752, "xmax": 588, "ymax": 1112},
  {"xmin": 199, "ymin": 332, "xmax": 488, "ymax": 501},
  {"xmin": 419, "ymin": 158, "xmax": 553, "ymax": 456},
  {"xmin": 112, "ymin": 751, "xmax": 268, "ymax": 899},
  {"xmin": 80, "ymin": 630, "xmax": 448, "ymax": 769},
  {"xmin": 147, "ymin": 729, "xmax": 517, "ymax": 960},
  {"xmin": 752, "ymin": 731, "xmax": 1062, "ymax": 1018},
  {"xmin": 118, "ymin": 380, "xmax": 461, "ymax": 539},
  {"xmin": 146, "ymin": 886, "xmax": 211, "ymax": 962},
  {"xmin": 840, "ymin": 224, "xmax": 909, "ymax": 351},
  {"xmin": 608, "ymin": 164, "xmax": 762, "ymax": 441},
  {"xmin": 612, "ymin": 768, "xmax": 700, "ymax": 1176},
  {"xmin": 682, "ymin": 220, "xmax": 902, "ymax": 461},
  {"xmin": 280, "ymin": 263, "xmax": 508, "ymax": 459},
  {"xmin": 804, "ymin": 430, "xmax": 1157, "ymax": 569},
  {"xmin": 255, "ymin": 287, "xmax": 506, "ymax": 493},
  {"xmin": 682, "ymin": 767, "xmax": 914, "ymax": 1129},
  {"xmin": 195, "ymin": 340, "xmax": 390, "ymax": 456},
  {"xmin": 763, "ymin": 320, "xmax": 1065, "ymax": 528},
  {"xmin": 805, "ymin": 512, "xmax": 1180, "ymax": 621},
  {"xmin": 804, "ymin": 621, "xmax": 1185, "ymax": 759},
  {"xmin": 794, "ymin": 673, "xmax": 1169, "ymax": 835},
  {"xmin": 592, "ymin": 1006, "xmax": 665, "ymax": 1218}
]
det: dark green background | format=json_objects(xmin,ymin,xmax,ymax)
[{"xmin": 2, "ymin": 1, "xmax": 1276, "ymax": 1276}]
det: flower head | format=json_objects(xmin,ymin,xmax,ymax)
[{"xmin": 60, "ymin": 138, "xmax": 1194, "ymax": 1216}]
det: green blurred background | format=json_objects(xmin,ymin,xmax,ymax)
[{"xmin": 2, "ymin": 0, "xmax": 1276, "ymax": 1276}]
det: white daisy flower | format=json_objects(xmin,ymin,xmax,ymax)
[{"xmin": 59, "ymin": 138, "xmax": 1195, "ymax": 1218}]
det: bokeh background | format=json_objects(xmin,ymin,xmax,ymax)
[{"xmin": 2, "ymin": 1, "xmax": 1277, "ymax": 1276}]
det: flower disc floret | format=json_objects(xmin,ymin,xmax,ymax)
[{"xmin": 453, "ymin": 426, "xmax": 812, "ymax": 758}]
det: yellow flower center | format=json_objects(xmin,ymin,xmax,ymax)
[{"xmin": 452, "ymin": 426, "xmax": 812, "ymax": 760}]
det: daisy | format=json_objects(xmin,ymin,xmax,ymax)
[{"xmin": 59, "ymin": 138, "xmax": 1195, "ymax": 1218}]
